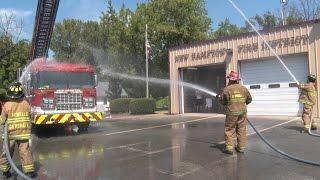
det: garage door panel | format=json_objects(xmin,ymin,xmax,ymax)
[
  {"xmin": 250, "ymin": 95, "xmax": 300, "ymax": 104},
  {"xmin": 249, "ymin": 89, "xmax": 299, "ymax": 101},
  {"xmin": 250, "ymin": 99, "xmax": 299, "ymax": 103},
  {"xmin": 248, "ymin": 107, "xmax": 301, "ymax": 112},
  {"xmin": 241, "ymin": 55, "xmax": 307, "ymax": 116}
]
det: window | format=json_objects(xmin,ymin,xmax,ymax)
[
  {"xmin": 35, "ymin": 71, "xmax": 95, "ymax": 89},
  {"xmin": 268, "ymin": 84, "xmax": 280, "ymax": 88},
  {"xmin": 289, "ymin": 83, "xmax": 298, "ymax": 87},
  {"xmin": 250, "ymin": 85, "xmax": 261, "ymax": 89}
]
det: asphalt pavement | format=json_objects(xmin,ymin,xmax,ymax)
[{"xmin": 5, "ymin": 114, "xmax": 320, "ymax": 180}]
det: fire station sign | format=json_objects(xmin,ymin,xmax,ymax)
[{"xmin": 174, "ymin": 35, "xmax": 309, "ymax": 63}]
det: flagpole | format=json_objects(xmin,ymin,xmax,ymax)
[{"xmin": 145, "ymin": 24, "xmax": 149, "ymax": 98}]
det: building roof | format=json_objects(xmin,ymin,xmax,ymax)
[{"xmin": 169, "ymin": 19, "xmax": 320, "ymax": 51}]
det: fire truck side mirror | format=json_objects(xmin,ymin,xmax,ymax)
[
  {"xmin": 27, "ymin": 73, "xmax": 31, "ymax": 82},
  {"xmin": 94, "ymin": 74, "xmax": 98, "ymax": 87}
]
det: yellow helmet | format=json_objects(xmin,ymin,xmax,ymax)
[{"xmin": 7, "ymin": 81, "xmax": 24, "ymax": 99}]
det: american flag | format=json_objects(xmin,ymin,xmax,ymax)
[{"xmin": 146, "ymin": 39, "xmax": 152, "ymax": 61}]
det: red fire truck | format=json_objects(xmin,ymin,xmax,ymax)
[{"xmin": 23, "ymin": 58, "xmax": 103, "ymax": 131}]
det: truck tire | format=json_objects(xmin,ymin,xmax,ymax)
[{"xmin": 79, "ymin": 122, "xmax": 90, "ymax": 132}]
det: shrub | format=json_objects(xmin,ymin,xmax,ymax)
[
  {"xmin": 156, "ymin": 97, "xmax": 169, "ymax": 110},
  {"xmin": 0, "ymin": 89, "xmax": 7, "ymax": 102},
  {"xmin": 110, "ymin": 98, "xmax": 132, "ymax": 114},
  {"xmin": 129, "ymin": 98, "xmax": 156, "ymax": 114}
]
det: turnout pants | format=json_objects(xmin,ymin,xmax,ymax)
[
  {"xmin": 302, "ymin": 104, "xmax": 316, "ymax": 129},
  {"xmin": 225, "ymin": 114, "xmax": 247, "ymax": 151},
  {"xmin": 0, "ymin": 140, "xmax": 34, "ymax": 173}
]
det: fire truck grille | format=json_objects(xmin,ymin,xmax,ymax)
[{"xmin": 55, "ymin": 92, "xmax": 82, "ymax": 110}]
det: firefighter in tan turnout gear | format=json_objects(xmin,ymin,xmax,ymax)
[
  {"xmin": 0, "ymin": 82, "xmax": 36, "ymax": 178},
  {"xmin": 217, "ymin": 71, "xmax": 252, "ymax": 155},
  {"xmin": 299, "ymin": 74, "xmax": 317, "ymax": 132}
]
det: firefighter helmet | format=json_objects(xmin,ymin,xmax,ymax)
[
  {"xmin": 308, "ymin": 74, "xmax": 316, "ymax": 82},
  {"xmin": 7, "ymin": 81, "xmax": 24, "ymax": 99},
  {"xmin": 227, "ymin": 71, "xmax": 240, "ymax": 81}
]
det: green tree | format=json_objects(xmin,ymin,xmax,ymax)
[
  {"xmin": 125, "ymin": 0, "xmax": 211, "ymax": 97},
  {"xmin": 50, "ymin": 0, "xmax": 212, "ymax": 99},
  {"xmin": 51, "ymin": 19, "xmax": 83, "ymax": 60},
  {"xmin": 99, "ymin": 1, "xmax": 135, "ymax": 99},
  {"xmin": 0, "ymin": 14, "xmax": 30, "ymax": 89},
  {"xmin": 286, "ymin": 5, "xmax": 304, "ymax": 25},
  {"xmin": 0, "ymin": 36, "xmax": 30, "ymax": 89},
  {"xmin": 50, "ymin": 19, "xmax": 102, "ymax": 64},
  {"xmin": 284, "ymin": 0, "xmax": 320, "ymax": 25},
  {"xmin": 139, "ymin": 0, "xmax": 211, "ymax": 72},
  {"xmin": 211, "ymin": 18, "xmax": 247, "ymax": 39},
  {"xmin": 293, "ymin": 0, "xmax": 320, "ymax": 20},
  {"xmin": 250, "ymin": 11, "xmax": 281, "ymax": 30}
]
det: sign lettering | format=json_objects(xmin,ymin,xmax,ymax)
[{"xmin": 174, "ymin": 35, "xmax": 309, "ymax": 63}]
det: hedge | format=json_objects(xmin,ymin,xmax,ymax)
[
  {"xmin": 156, "ymin": 97, "xmax": 169, "ymax": 110},
  {"xmin": 110, "ymin": 98, "xmax": 132, "ymax": 114},
  {"xmin": 0, "ymin": 89, "xmax": 7, "ymax": 102},
  {"xmin": 129, "ymin": 98, "xmax": 156, "ymax": 114}
]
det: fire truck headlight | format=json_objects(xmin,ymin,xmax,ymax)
[
  {"xmin": 83, "ymin": 97, "xmax": 95, "ymax": 108},
  {"xmin": 42, "ymin": 98, "xmax": 55, "ymax": 110}
]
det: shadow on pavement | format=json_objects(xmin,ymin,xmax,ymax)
[
  {"xmin": 210, "ymin": 143, "xmax": 225, "ymax": 153},
  {"xmin": 283, "ymin": 125, "xmax": 303, "ymax": 133}
]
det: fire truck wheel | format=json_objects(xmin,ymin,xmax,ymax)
[{"xmin": 79, "ymin": 122, "xmax": 90, "ymax": 132}]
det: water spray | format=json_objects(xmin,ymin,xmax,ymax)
[
  {"xmin": 103, "ymin": 68, "xmax": 320, "ymax": 166},
  {"xmin": 227, "ymin": 0, "xmax": 299, "ymax": 85},
  {"xmin": 227, "ymin": 0, "xmax": 320, "ymax": 137},
  {"xmin": 227, "ymin": 0, "xmax": 320, "ymax": 166},
  {"xmin": 84, "ymin": 26, "xmax": 320, "ymax": 166},
  {"xmin": 101, "ymin": 70, "xmax": 217, "ymax": 97},
  {"xmin": 3, "ymin": 123, "xmax": 33, "ymax": 180}
]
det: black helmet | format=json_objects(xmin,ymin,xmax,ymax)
[
  {"xmin": 7, "ymin": 81, "xmax": 24, "ymax": 99},
  {"xmin": 308, "ymin": 74, "xmax": 317, "ymax": 82}
]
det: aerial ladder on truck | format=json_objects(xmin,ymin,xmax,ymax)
[{"xmin": 29, "ymin": 0, "xmax": 60, "ymax": 61}]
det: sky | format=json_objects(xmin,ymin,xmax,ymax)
[{"xmin": 0, "ymin": 0, "xmax": 293, "ymax": 40}]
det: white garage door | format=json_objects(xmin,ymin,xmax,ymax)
[{"xmin": 240, "ymin": 55, "xmax": 308, "ymax": 116}]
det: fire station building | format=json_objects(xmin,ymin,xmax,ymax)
[{"xmin": 169, "ymin": 20, "xmax": 320, "ymax": 117}]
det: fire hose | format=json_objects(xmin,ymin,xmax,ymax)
[
  {"xmin": 247, "ymin": 118, "xmax": 320, "ymax": 166},
  {"xmin": 3, "ymin": 123, "xmax": 33, "ymax": 180},
  {"xmin": 308, "ymin": 117, "xmax": 320, "ymax": 137},
  {"xmin": 226, "ymin": 0, "xmax": 320, "ymax": 166}
]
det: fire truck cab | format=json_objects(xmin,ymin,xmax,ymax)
[{"xmin": 24, "ymin": 58, "xmax": 103, "ymax": 131}]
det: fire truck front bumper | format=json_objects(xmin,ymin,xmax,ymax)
[{"xmin": 33, "ymin": 112, "xmax": 103, "ymax": 125}]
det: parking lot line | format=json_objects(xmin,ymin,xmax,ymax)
[
  {"xmin": 102, "ymin": 115, "xmax": 223, "ymax": 137},
  {"xmin": 217, "ymin": 117, "xmax": 300, "ymax": 144},
  {"xmin": 247, "ymin": 117, "xmax": 300, "ymax": 136}
]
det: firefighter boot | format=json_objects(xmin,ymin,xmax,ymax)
[
  {"xmin": 303, "ymin": 125, "xmax": 310, "ymax": 133},
  {"xmin": 26, "ymin": 171, "xmax": 37, "ymax": 178},
  {"xmin": 311, "ymin": 123, "xmax": 318, "ymax": 130},
  {"xmin": 223, "ymin": 145, "xmax": 234, "ymax": 155},
  {"xmin": 235, "ymin": 146, "xmax": 245, "ymax": 153},
  {"xmin": 2, "ymin": 171, "xmax": 11, "ymax": 179}
]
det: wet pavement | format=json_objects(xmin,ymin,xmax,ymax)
[{"xmin": 5, "ymin": 114, "xmax": 320, "ymax": 180}]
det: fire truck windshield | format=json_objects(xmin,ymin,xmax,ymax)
[{"xmin": 35, "ymin": 71, "xmax": 95, "ymax": 89}]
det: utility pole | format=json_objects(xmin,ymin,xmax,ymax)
[
  {"xmin": 17, "ymin": 68, "xmax": 21, "ymax": 81},
  {"xmin": 281, "ymin": 0, "xmax": 289, "ymax": 26},
  {"xmin": 145, "ymin": 24, "xmax": 149, "ymax": 98}
]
